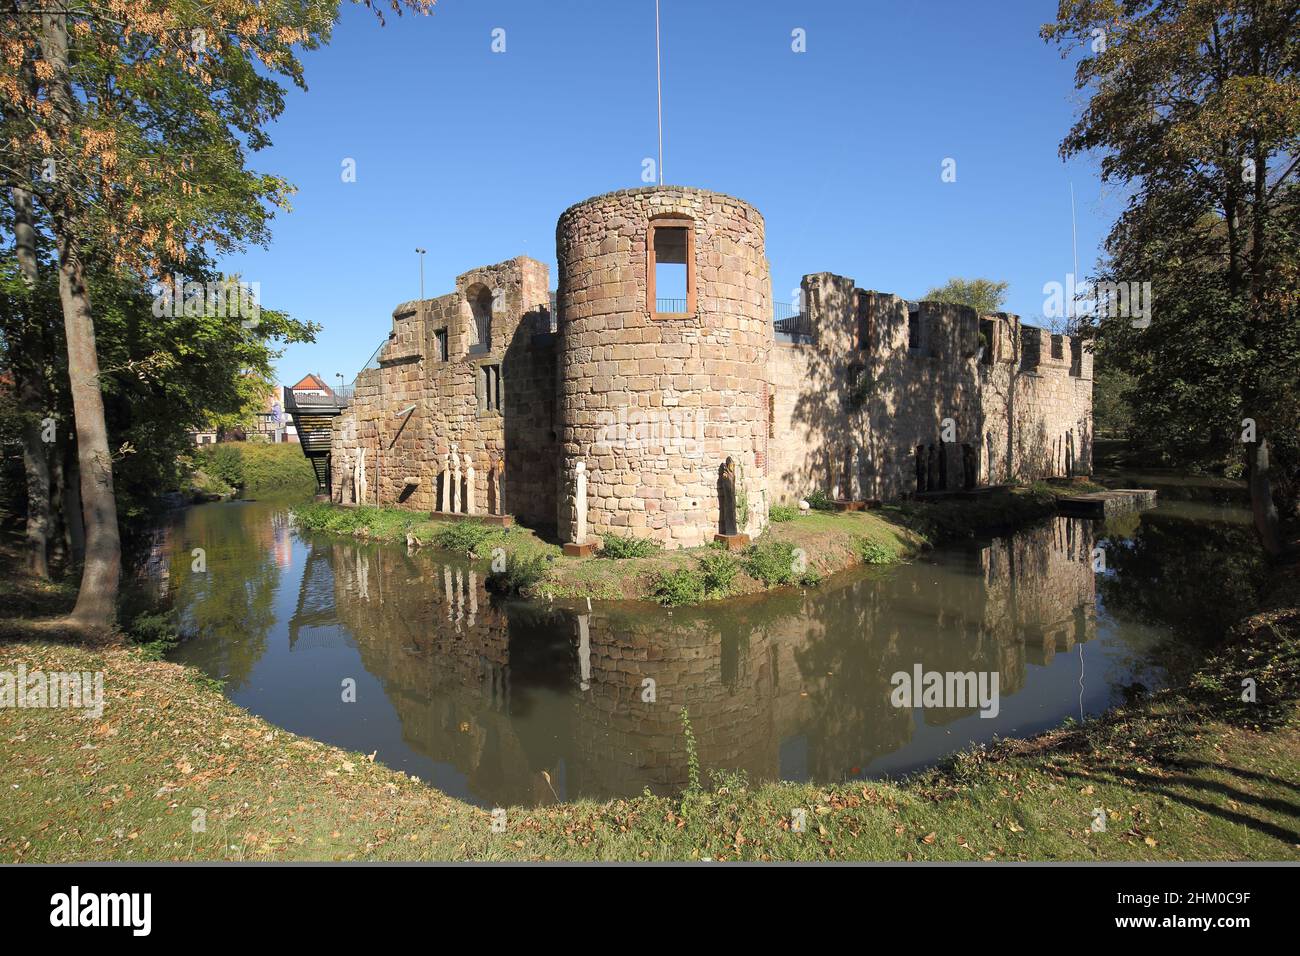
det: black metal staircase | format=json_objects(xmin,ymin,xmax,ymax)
[{"xmin": 284, "ymin": 389, "xmax": 349, "ymax": 497}]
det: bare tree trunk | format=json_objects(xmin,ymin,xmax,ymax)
[
  {"xmin": 41, "ymin": 10, "xmax": 121, "ymax": 631},
  {"xmin": 55, "ymin": 235, "xmax": 120, "ymax": 629},
  {"xmin": 61, "ymin": 436, "xmax": 85, "ymax": 566},
  {"xmin": 11, "ymin": 185, "xmax": 52, "ymax": 578}
]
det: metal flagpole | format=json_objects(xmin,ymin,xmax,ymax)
[{"xmin": 655, "ymin": 0, "xmax": 664, "ymax": 185}]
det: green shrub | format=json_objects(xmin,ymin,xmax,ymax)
[
  {"xmin": 696, "ymin": 550, "xmax": 739, "ymax": 597},
  {"xmin": 742, "ymin": 539, "xmax": 822, "ymax": 588},
  {"xmin": 769, "ymin": 504, "xmax": 798, "ymax": 522},
  {"xmin": 858, "ymin": 538, "xmax": 898, "ymax": 565},
  {"xmin": 743, "ymin": 540, "xmax": 799, "ymax": 586},
  {"xmin": 186, "ymin": 468, "xmax": 234, "ymax": 500},
  {"xmin": 601, "ymin": 532, "xmax": 660, "ymax": 559},
  {"xmin": 194, "ymin": 441, "xmax": 315, "ymax": 492},
  {"xmin": 127, "ymin": 611, "xmax": 179, "ymax": 660},
  {"xmin": 804, "ymin": 489, "xmax": 835, "ymax": 511},
  {"xmin": 433, "ymin": 520, "xmax": 498, "ymax": 556},
  {"xmin": 198, "ymin": 443, "xmax": 245, "ymax": 489},
  {"xmin": 652, "ymin": 568, "xmax": 706, "ymax": 606},
  {"xmin": 236, "ymin": 442, "xmax": 317, "ymax": 491},
  {"xmin": 485, "ymin": 551, "xmax": 550, "ymax": 595}
]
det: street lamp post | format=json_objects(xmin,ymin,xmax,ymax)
[{"xmin": 415, "ymin": 247, "xmax": 426, "ymax": 310}]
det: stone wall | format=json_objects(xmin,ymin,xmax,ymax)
[
  {"xmin": 330, "ymin": 256, "xmax": 557, "ymax": 526},
  {"xmin": 769, "ymin": 275, "xmax": 1092, "ymax": 504},
  {"xmin": 555, "ymin": 186, "xmax": 773, "ymax": 548}
]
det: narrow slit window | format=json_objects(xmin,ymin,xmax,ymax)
[{"xmin": 480, "ymin": 364, "xmax": 502, "ymax": 412}]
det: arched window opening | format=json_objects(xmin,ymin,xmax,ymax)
[{"xmin": 468, "ymin": 286, "xmax": 492, "ymax": 354}]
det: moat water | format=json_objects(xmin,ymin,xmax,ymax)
[{"xmin": 145, "ymin": 492, "xmax": 1260, "ymax": 808}]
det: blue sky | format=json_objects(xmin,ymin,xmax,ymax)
[{"xmin": 221, "ymin": 0, "xmax": 1117, "ymax": 385}]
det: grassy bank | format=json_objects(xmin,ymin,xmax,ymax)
[
  {"xmin": 190, "ymin": 441, "xmax": 316, "ymax": 496},
  {"xmin": 290, "ymin": 481, "xmax": 1088, "ymax": 605},
  {"xmin": 1, "ymin": 564, "xmax": 1296, "ymax": 861}
]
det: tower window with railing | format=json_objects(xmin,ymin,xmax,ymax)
[{"xmin": 648, "ymin": 216, "xmax": 695, "ymax": 317}]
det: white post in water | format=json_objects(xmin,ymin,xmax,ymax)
[
  {"xmin": 465, "ymin": 457, "xmax": 476, "ymax": 516},
  {"xmin": 443, "ymin": 566, "xmax": 453, "ymax": 622},
  {"xmin": 578, "ymin": 613, "xmax": 591, "ymax": 691},
  {"xmin": 450, "ymin": 446, "xmax": 461, "ymax": 514}
]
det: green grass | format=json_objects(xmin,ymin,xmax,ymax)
[
  {"xmin": 291, "ymin": 503, "xmax": 418, "ymax": 540},
  {"xmin": 769, "ymin": 504, "xmax": 798, "ymax": 522}
]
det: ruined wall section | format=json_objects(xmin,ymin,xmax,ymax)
[
  {"xmin": 555, "ymin": 187, "xmax": 773, "ymax": 548},
  {"xmin": 331, "ymin": 256, "xmax": 557, "ymax": 524},
  {"xmin": 769, "ymin": 281, "xmax": 983, "ymax": 502},
  {"xmin": 979, "ymin": 317, "xmax": 1093, "ymax": 483},
  {"xmin": 768, "ymin": 276, "xmax": 1093, "ymax": 502}
]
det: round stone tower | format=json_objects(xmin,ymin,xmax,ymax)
[{"xmin": 555, "ymin": 186, "xmax": 772, "ymax": 549}]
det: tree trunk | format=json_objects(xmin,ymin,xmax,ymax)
[
  {"xmin": 11, "ymin": 185, "xmax": 52, "ymax": 578},
  {"xmin": 1247, "ymin": 438, "xmax": 1283, "ymax": 557},
  {"xmin": 55, "ymin": 236, "xmax": 120, "ymax": 630},
  {"xmin": 41, "ymin": 9, "xmax": 121, "ymax": 631},
  {"xmin": 61, "ymin": 435, "xmax": 86, "ymax": 566}
]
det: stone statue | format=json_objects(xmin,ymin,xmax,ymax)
[
  {"xmin": 495, "ymin": 457, "xmax": 506, "ymax": 516},
  {"xmin": 356, "ymin": 448, "xmax": 367, "ymax": 505},
  {"xmin": 572, "ymin": 460, "xmax": 588, "ymax": 544},
  {"xmin": 450, "ymin": 445, "xmax": 461, "ymax": 513},
  {"xmin": 439, "ymin": 451, "xmax": 449, "ymax": 512},
  {"xmin": 465, "ymin": 457, "xmax": 476, "ymax": 515},
  {"xmin": 717, "ymin": 456, "xmax": 738, "ymax": 536}
]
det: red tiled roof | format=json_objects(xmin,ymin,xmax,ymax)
[{"xmin": 290, "ymin": 373, "xmax": 330, "ymax": 392}]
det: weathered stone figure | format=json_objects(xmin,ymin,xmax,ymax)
[
  {"xmin": 450, "ymin": 445, "xmax": 461, "ymax": 513},
  {"xmin": 356, "ymin": 448, "xmax": 367, "ymax": 505},
  {"xmin": 465, "ymin": 457, "xmax": 477, "ymax": 515},
  {"xmin": 573, "ymin": 460, "xmax": 588, "ymax": 544},
  {"xmin": 718, "ymin": 457, "xmax": 738, "ymax": 536},
  {"xmin": 438, "ymin": 451, "xmax": 449, "ymax": 512},
  {"xmin": 495, "ymin": 457, "xmax": 505, "ymax": 516}
]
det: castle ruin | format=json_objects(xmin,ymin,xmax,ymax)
[{"xmin": 328, "ymin": 185, "xmax": 1092, "ymax": 548}]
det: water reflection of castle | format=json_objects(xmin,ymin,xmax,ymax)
[{"xmin": 292, "ymin": 517, "xmax": 1097, "ymax": 807}]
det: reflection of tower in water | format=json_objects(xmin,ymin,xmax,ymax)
[{"xmin": 318, "ymin": 515, "xmax": 1107, "ymax": 806}]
